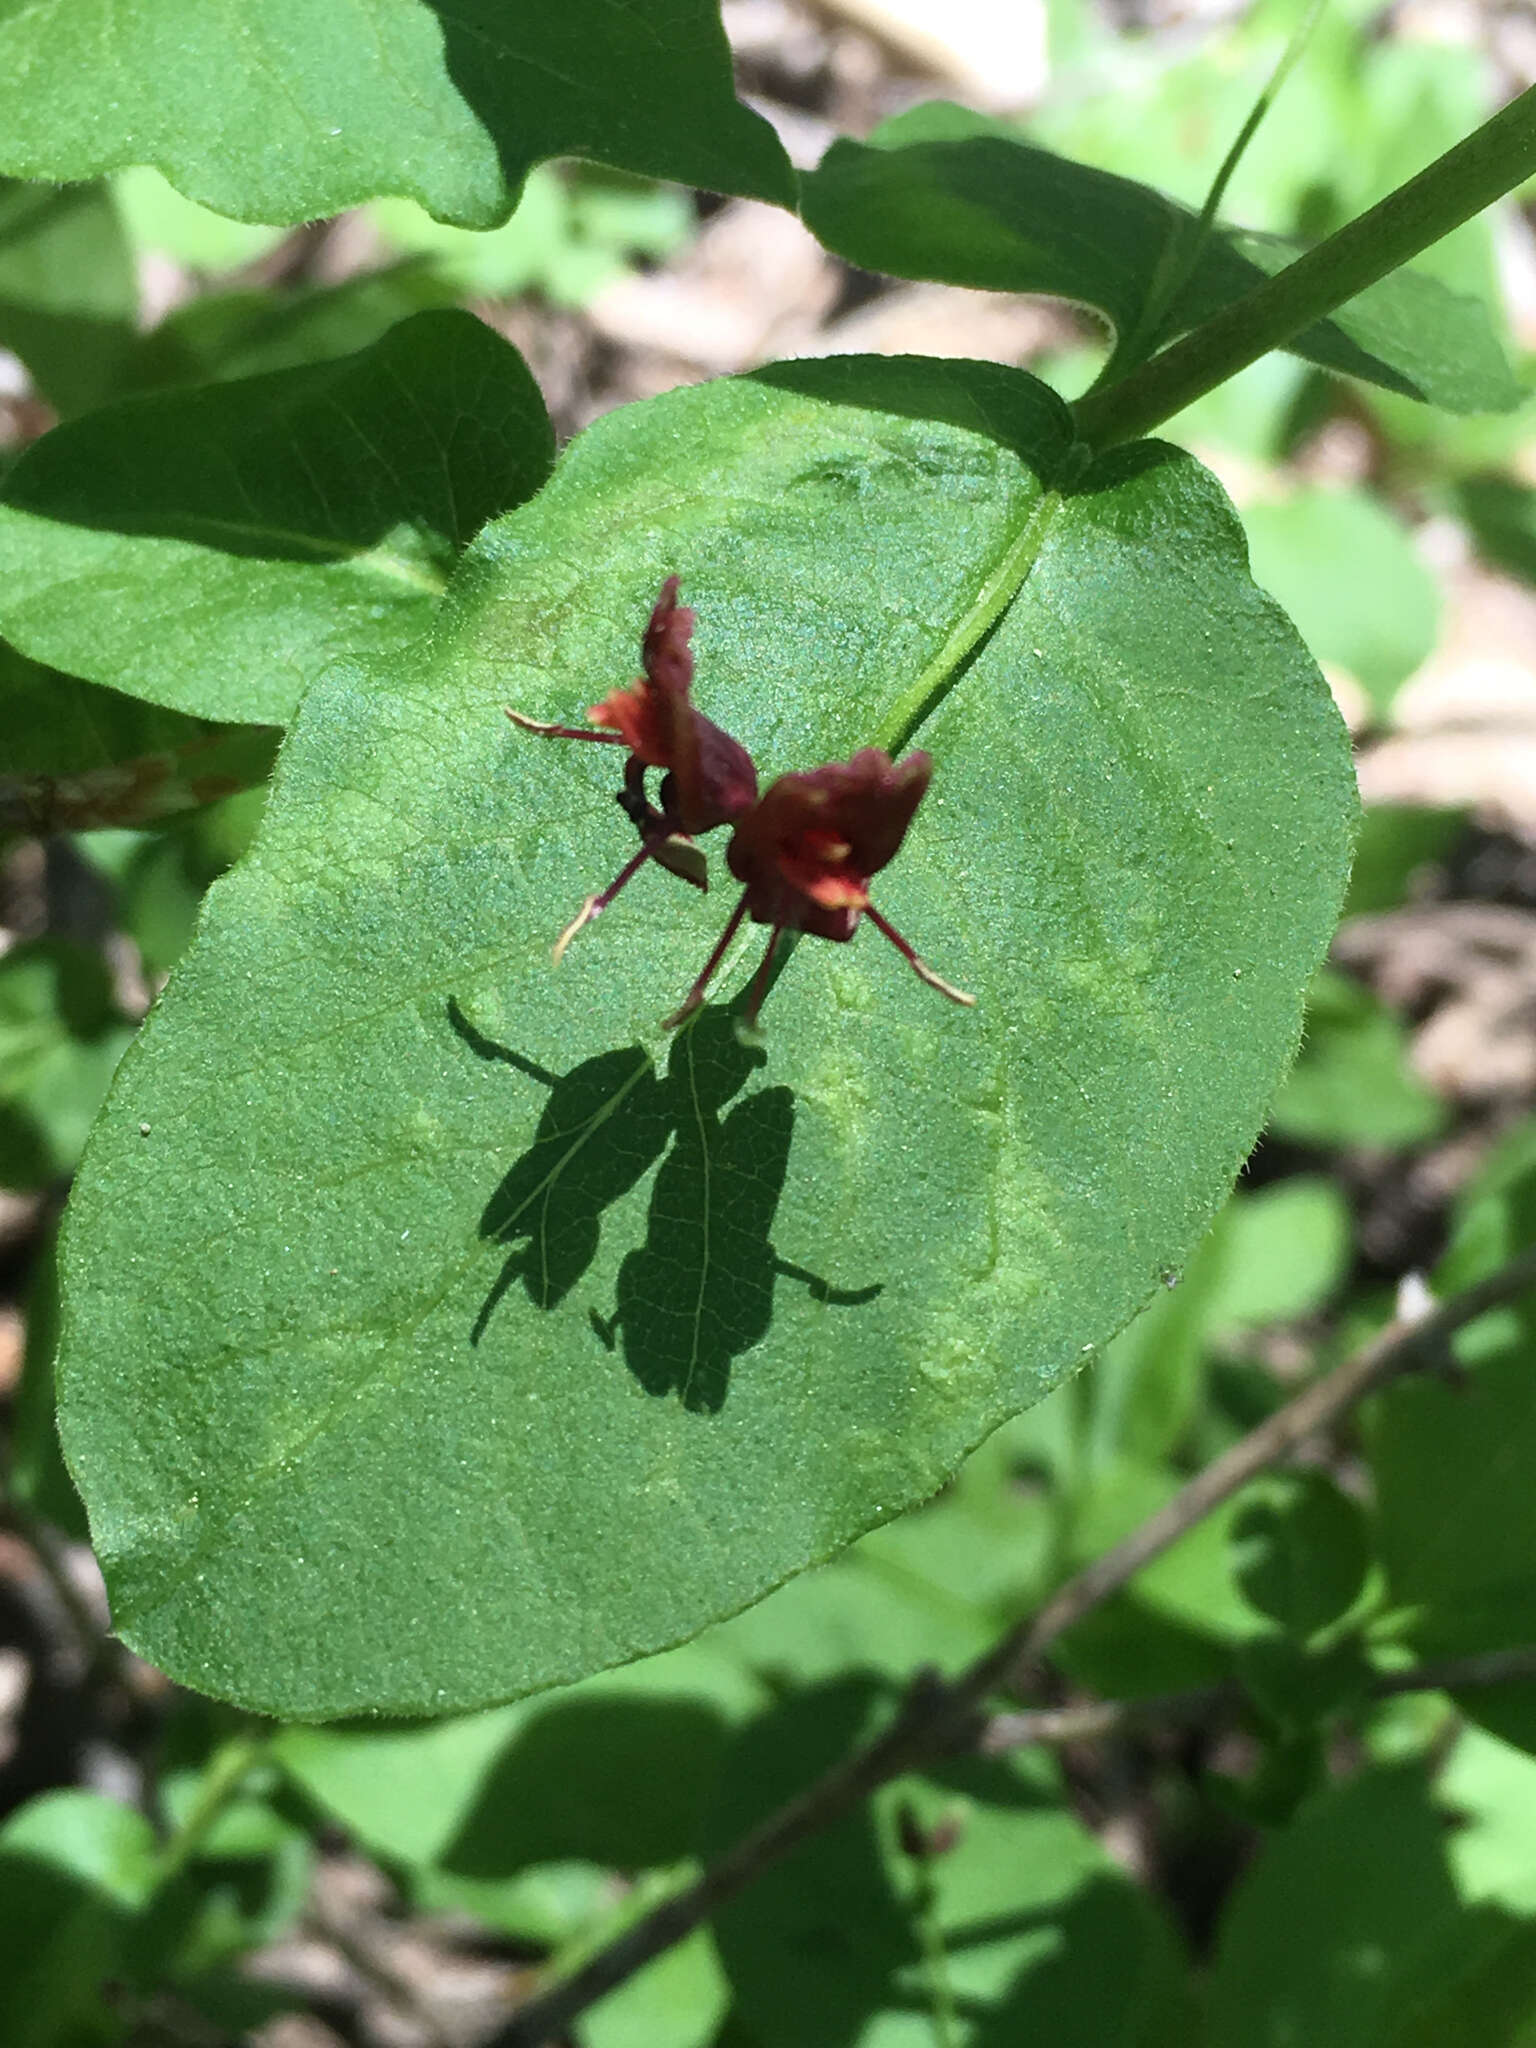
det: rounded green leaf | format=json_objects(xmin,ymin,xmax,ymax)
[
  {"xmin": 56, "ymin": 358, "xmax": 1354, "ymax": 1716},
  {"xmin": 0, "ymin": 1, "xmax": 793, "ymax": 224},
  {"xmin": 1230, "ymin": 1470, "xmax": 1371, "ymax": 1638},
  {"xmin": 0, "ymin": 308, "xmax": 554, "ymax": 725}
]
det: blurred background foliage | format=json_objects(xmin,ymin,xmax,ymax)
[{"xmin": 2, "ymin": 0, "xmax": 1536, "ymax": 2041}]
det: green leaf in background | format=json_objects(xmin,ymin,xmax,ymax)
[
  {"xmin": 1204, "ymin": 1175, "xmax": 1352, "ymax": 1330},
  {"xmin": 1207, "ymin": 1765, "xmax": 1480, "ymax": 2048},
  {"xmin": 1458, "ymin": 475, "xmax": 1536, "ymax": 588},
  {"xmin": 578, "ymin": 1916, "xmax": 729, "ymax": 2048},
  {"xmin": 370, "ymin": 164, "xmax": 695, "ymax": 307},
  {"xmin": 0, "ymin": 177, "xmax": 138, "ymax": 417},
  {"xmin": 1229, "ymin": 1469, "xmax": 1371, "ymax": 1638},
  {"xmin": 0, "ymin": 1788, "xmax": 158, "ymax": 2048},
  {"xmin": 709, "ymin": 1683, "xmax": 1191, "ymax": 2047},
  {"xmin": 1371, "ymin": 1320, "xmax": 1536, "ymax": 1755},
  {"xmin": 798, "ymin": 104, "xmax": 1522, "ymax": 415},
  {"xmin": 1080, "ymin": 1213, "xmax": 1234, "ymax": 1472},
  {"xmin": 55, "ymin": 357, "xmax": 1353, "ymax": 1717},
  {"xmin": 75, "ymin": 787, "xmax": 271, "ymax": 981},
  {"xmin": 0, "ymin": 639, "xmax": 279, "ymax": 835},
  {"xmin": 1342, "ymin": 804, "xmax": 1466, "ymax": 919},
  {"xmin": 112, "ymin": 166, "xmax": 288, "ymax": 275},
  {"xmin": 1356, "ymin": 1727, "xmax": 1536, "ymax": 2046},
  {"xmin": 0, "ymin": 0, "xmax": 794, "ymax": 225},
  {"xmin": 124, "ymin": 265, "xmax": 463, "ymax": 394},
  {"xmin": 0, "ymin": 309, "xmax": 553, "ymax": 724},
  {"xmin": 8, "ymin": 1229, "xmax": 88, "ymax": 1539},
  {"xmin": 0, "ymin": 938, "xmax": 135, "ymax": 1192},
  {"xmin": 1241, "ymin": 488, "xmax": 1440, "ymax": 720},
  {"xmin": 1268, "ymin": 967, "xmax": 1447, "ymax": 1151},
  {"xmin": 1056, "ymin": 1457, "xmax": 1270, "ymax": 1698}
]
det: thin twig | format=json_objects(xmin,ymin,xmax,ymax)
[
  {"xmin": 980, "ymin": 1645, "xmax": 1536, "ymax": 1754},
  {"xmin": 491, "ymin": 1242, "xmax": 1536, "ymax": 2047}
]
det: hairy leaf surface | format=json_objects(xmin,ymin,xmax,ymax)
[
  {"xmin": 57, "ymin": 358, "xmax": 1354, "ymax": 1716},
  {"xmin": 0, "ymin": 0, "xmax": 793, "ymax": 223},
  {"xmin": 0, "ymin": 310, "xmax": 553, "ymax": 725}
]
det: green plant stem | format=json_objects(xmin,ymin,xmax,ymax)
[
  {"xmin": 1074, "ymin": 82, "xmax": 1536, "ymax": 450},
  {"xmin": 491, "ymin": 1242, "xmax": 1536, "ymax": 2048},
  {"xmin": 153, "ymin": 1728, "xmax": 268, "ymax": 1884},
  {"xmin": 1093, "ymin": 0, "xmax": 1325, "ymax": 388}
]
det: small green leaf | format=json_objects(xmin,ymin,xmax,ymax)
[
  {"xmin": 0, "ymin": 177, "xmax": 138, "ymax": 416},
  {"xmin": 0, "ymin": 1, "xmax": 794, "ymax": 224},
  {"xmin": 0, "ymin": 1788, "xmax": 158, "ymax": 2048},
  {"xmin": 0, "ymin": 938, "xmax": 135, "ymax": 1191},
  {"xmin": 799, "ymin": 105, "xmax": 1522, "ymax": 414},
  {"xmin": 1204, "ymin": 1177, "xmax": 1352, "ymax": 1330},
  {"xmin": 56, "ymin": 358, "xmax": 1353, "ymax": 1716},
  {"xmin": 1230, "ymin": 1470, "xmax": 1371, "ymax": 1638},
  {"xmin": 1342, "ymin": 805, "xmax": 1466, "ymax": 920},
  {"xmin": 0, "ymin": 308, "xmax": 554, "ymax": 724},
  {"xmin": 1270, "ymin": 967, "xmax": 1446, "ymax": 1152},
  {"xmin": 1371, "ymin": 1325, "xmax": 1536, "ymax": 1756},
  {"xmin": 1243, "ymin": 488, "xmax": 1441, "ymax": 718}
]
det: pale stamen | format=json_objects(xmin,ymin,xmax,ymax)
[
  {"xmin": 552, "ymin": 842, "xmax": 656, "ymax": 963},
  {"xmin": 865, "ymin": 905, "xmax": 975, "ymax": 1006},
  {"xmin": 505, "ymin": 707, "xmax": 625, "ymax": 744}
]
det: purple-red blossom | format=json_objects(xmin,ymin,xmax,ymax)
[
  {"xmin": 507, "ymin": 582, "xmax": 973, "ymax": 1029},
  {"xmin": 506, "ymin": 576, "xmax": 757, "ymax": 955},
  {"xmin": 664, "ymin": 747, "xmax": 975, "ymax": 1030}
]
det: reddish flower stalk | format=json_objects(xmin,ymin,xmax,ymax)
[
  {"xmin": 506, "ymin": 576, "xmax": 758, "ymax": 956},
  {"xmin": 663, "ymin": 747, "xmax": 974, "ymax": 1031}
]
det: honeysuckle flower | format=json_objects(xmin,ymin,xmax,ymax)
[
  {"xmin": 664, "ymin": 747, "xmax": 975, "ymax": 1031},
  {"xmin": 506, "ymin": 576, "xmax": 758, "ymax": 956}
]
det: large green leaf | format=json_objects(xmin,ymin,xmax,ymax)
[
  {"xmin": 799, "ymin": 103, "xmax": 1522, "ymax": 415},
  {"xmin": 55, "ymin": 357, "xmax": 1354, "ymax": 1716},
  {"xmin": 0, "ymin": 309, "xmax": 553, "ymax": 724},
  {"xmin": 0, "ymin": 0, "xmax": 793, "ymax": 223},
  {"xmin": 0, "ymin": 177, "xmax": 138, "ymax": 415}
]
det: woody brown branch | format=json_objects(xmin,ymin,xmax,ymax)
[{"xmin": 492, "ymin": 1240, "xmax": 1536, "ymax": 2048}]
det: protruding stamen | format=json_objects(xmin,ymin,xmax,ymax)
[
  {"xmin": 865, "ymin": 906, "xmax": 975, "ymax": 1007},
  {"xmin": 552, "ymin": 896, "xmax": 601, "ymax": 963},
  {"xmin": 552, "ymin": 842, "xmax": 657, "ymax": 963},
  {"xmin": 506, "ymin": 707, "xmax": 626, "ymax": 743},
  {"xmin": 663, "ymin": 890, "xmax": 750, "ymax": 1030}
]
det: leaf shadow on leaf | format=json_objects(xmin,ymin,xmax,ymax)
[{"xmin": 449, "ymin": 1001, "xmax": 882, "ymax": 1414}]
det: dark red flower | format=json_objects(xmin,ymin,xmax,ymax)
[
  {"xmin": 506, "ymin": 576, "xmax": 758, "ymax": 956},
  {"xmin": 664, "ymin": 747, "xmax": 974, "ymax": 1030}
]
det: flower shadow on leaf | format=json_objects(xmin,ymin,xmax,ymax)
[{"xmin": 449, "ymin": 1000, "xmax": 881, "ymax": 1414}]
